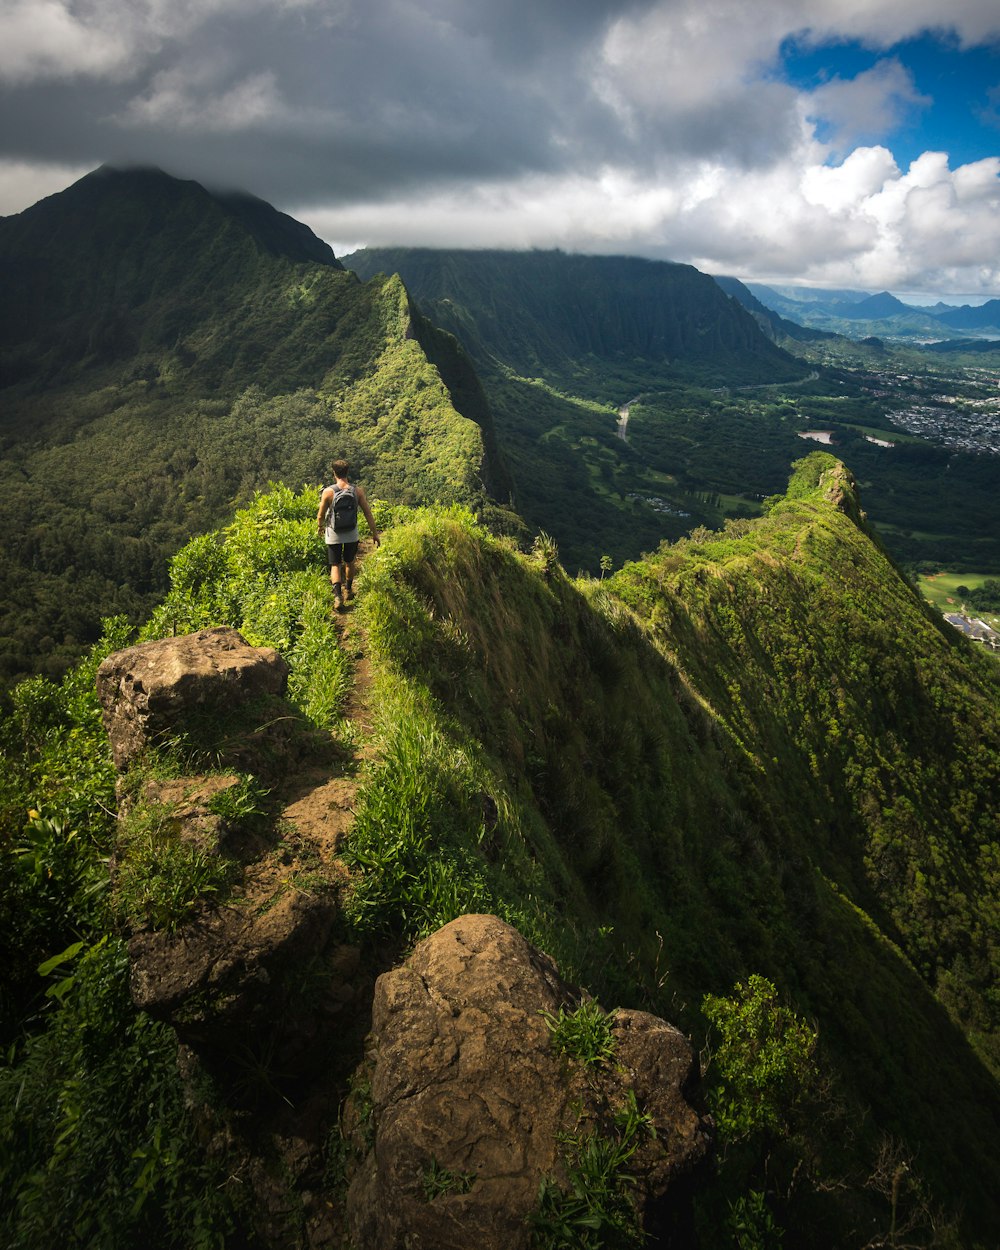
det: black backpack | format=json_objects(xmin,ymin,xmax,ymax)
[{"xmin": 330, "ymin": 485, "xmax": 358, "ymax": 534}]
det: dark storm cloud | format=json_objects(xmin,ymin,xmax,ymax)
[
  {"xmin": 3, "ymin": 1, "xmax": 1000, "ymax": 295},
  {"xmin": 0, "ymin": 0, "xmax": 667, "ymax": 204},
  {"xmin": 0, "ymin": 0, "xmax": 801, "ymax": 211}
]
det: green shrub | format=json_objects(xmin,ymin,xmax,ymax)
[
  {"xmin": 420, "ymin": 1157, "xmax": 476, "ymax": 1201},
  {"xmin": 702, "ymin": 975, "xmax": 819, "ymax": 1142},
  {"xmin": 531, "ymin": 1090, "xmax": 654, "ymax": 1249},
  {"xmin": 205, "ymin": 773, "xmax": 271, "ymax": 832},
  {"xmin": 0, "ymin": 939, "xmax": 238, "ymax": 1249},
  {"xmin": 727, "ymin": 1189, "xmax": 784, "ymax": 1250},
  {"xmin": 112, "ymin": 797, "xmax": 236, "ymax": 933},
  {"xmin": 541, "ymin": 999, "xmax": 618, "ymax": 1068}
]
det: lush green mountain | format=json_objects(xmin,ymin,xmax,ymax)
[
  {"xmin": 344, "ymin": 247, "xmax": 801, "ymax": 382},
  {"xmin": 0, "ymin": 168, "xmax": 511, "ymax": 684},
  {"xmin": 2, "ymin": 453, "xmax": 998, "ymax": 1247},
  {"xmin": 0, "ymin": 165, "xmax": 343, "ymax": 384},
  {"xmin": 936, "ymin": 298, "xmax": 1000, "ymax": 332},
  {"xmin": 342, "ymin": 248, "xmax": 812, "ymax": 574},
  {"xmin": 835, "ymin": 290, "xmax": 910, "ymax": 320},
  {"xmin": 745, "ymin": 283, "xmax": 990, "ymax": 343},
  {"xmin": 750, "ymin": 283, "xmax": 874, "ymax": 308}
]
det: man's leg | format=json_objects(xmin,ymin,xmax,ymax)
[
  {"xmin": 329, "ymin": 546, "xmax": 345, "ymax": 608},
  {"xmin": 343, "ymin": 542, "xmax": 360, "ymax": 600}
]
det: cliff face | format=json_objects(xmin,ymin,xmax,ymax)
[{"xmin": 345, "ymin": 247, "xmax": 803, "ymax": 380}]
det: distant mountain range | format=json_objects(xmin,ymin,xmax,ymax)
[
  {"xmin": 735, "ymin": 279, "xmax": 1000, "ymax": 342},
  {"xmin": 711, "ymin": 275, "xmax": 834, "ymax": 342}
]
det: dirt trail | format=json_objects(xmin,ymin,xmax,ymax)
[
  {"xmin": 279, "ymin": 615, "xmax": 373, "ymax": 865},
  {"xmin": 270, "ymin": 551, "xmax": 378, "ymax": 880}
]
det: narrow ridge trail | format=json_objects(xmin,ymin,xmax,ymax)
[
  {"xmin": 277, "ymin": 605, "xmax": 375, "ymax": 876},
  {"xmin": 276, "ymin": 533, "xmax": 381, "ymax": 885}
]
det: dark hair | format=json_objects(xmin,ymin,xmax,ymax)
[{"xmin": 332, "ymin": 458, "xmax": 350, "ymax": 479}]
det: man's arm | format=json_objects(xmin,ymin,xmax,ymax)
[
  {"xmin": 356, "ymin": 487, "xmax": 380, "ymax": 545},
  {"xmin": 317, "ymin": 488, "xmax": 333, "ymax": 533}
]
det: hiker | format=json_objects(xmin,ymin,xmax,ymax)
[{"xmin": 317, "ymin": 459, "xmax": 380, "ymax": 610}]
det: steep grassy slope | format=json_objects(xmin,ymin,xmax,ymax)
[
  {"xmin": 0, "ymin": 169, "xmax": 510, "ymax": 685},
  {"xmin": 2, "ymin": 451, "xmax": 997, "ymax": 1243},
  {"xmin": 347, "ymin": 454, "xmax": 1000, "ymax": 1240}
]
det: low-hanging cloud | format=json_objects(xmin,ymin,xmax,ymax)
[{"xmin": 1, "ymin": 0, "xmax": 999, "ymax": 295}]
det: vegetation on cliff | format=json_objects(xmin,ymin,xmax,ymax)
[
  {"xmin": 2, "ymin": 453, "xmax": 998, "ymax": 1246},
  {"xmin": 343, "ymin": 248, "xmax": 800, "ymax": 384}
]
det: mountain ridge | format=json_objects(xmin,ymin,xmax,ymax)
[
  {"xmin": 344, "ymin": 246, "xmax": 803, "ymax": 381},
  {"xmin": 0, "ymin": 167, "xmax": 510, "ymax": 684},
  {"xmin": 2, "ymin": 452, "xmax": 998, "ymax": 1247},
  {"xmin": 746, "ymin": 281, "xmax": 1000, "ymax": 341}
]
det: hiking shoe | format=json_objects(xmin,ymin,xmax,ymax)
[{"xmin": 345, "ymin": 584, "xmax": 355, "ymax": 602}]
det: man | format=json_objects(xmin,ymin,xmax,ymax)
[{"xmin": 317, "ymin": 459, "xmax": 380, "ymax": 610}]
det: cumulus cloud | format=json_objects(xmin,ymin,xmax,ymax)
[
  {"xmin": 303, "ymin": 146, "xmax": 1000, "ymax": 296},
  {"xmin": 1, "ymin": 0, "xmax": 999, "ymax": 295},
  {"xmin": 803, "ymin": 58, "xmax": 931, "ymax": 151}
]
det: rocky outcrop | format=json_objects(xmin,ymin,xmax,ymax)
[
  {"xmin": 95, "ymin": 627, "xmax": 357, "ymax": 1075},
  {"xmin": 344, "ymin": 914, "xmax": 712, "ymax": 1250},
  {"xmin": 127, "ymin": 888, "xmax": 348, "ymax": 1055},
  {"xmin": 95, "ymin": 626, "xmax": 289, "ymax": 770}
]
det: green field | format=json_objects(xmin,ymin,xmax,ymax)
[{"xmin": 919, "ymin": 572, "xmax": 1000, "ymax": 628}]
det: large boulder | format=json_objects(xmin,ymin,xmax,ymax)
[
  {"xmin": 95, "ymin": 626, "xmax": 289, "ymax": 770},
  {"xmin": 344, "ymin": 914, "xmax": 712, "ymax": 1250}
]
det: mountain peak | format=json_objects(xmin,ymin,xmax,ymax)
[
  {"xmin": 840, "ymin": 290, "xmax": 912, "ymax": 318},
  {"xmin": 4, "ymin": 164, "xmax": 340, "ymax": 269},
  {"xmin": 0, "ymin": 165, "xmax": 345, "ymax": 378}
]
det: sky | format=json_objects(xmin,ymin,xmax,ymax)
[{"xmin": 1, "ymin": 0, "xmax": 1000, "ymax": 300}]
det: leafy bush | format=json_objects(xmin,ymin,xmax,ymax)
[
  {"xmin": 0, "ymin": 940, "xmax": 238, "ymax": 1249},
  {"xmin": 702, "ymin": 975, "xmax": 819, "ymax": 1142},
  {"xmin": 0, "ymin": 617, "xmax": 129, "ymax": 1029}
]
